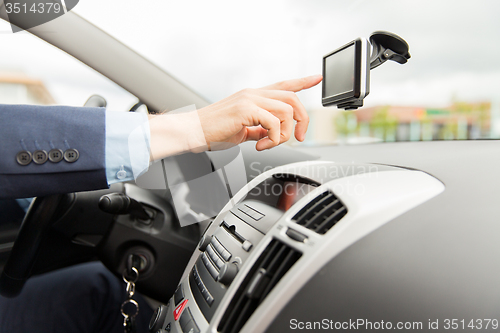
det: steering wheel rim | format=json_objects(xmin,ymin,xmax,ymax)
[{"xmin": 0, "ymin": 194, "xmax": 70, "ymax": 298}]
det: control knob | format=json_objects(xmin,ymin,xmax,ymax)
[
  {"xmin": 149, "ymin": 305, "xmax": 168, "ymax": 332},
  {"xmin": 198, "ymin": 235, "xmax": 212, "ymax": 252},
  {"xmin": 217, "ymin": 262, "xmax": 238, "ymax": 286}
]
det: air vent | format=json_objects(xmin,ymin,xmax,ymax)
[
  {"xmin": 292, "ymin": 191, "xmax": 347, "ymax": 234},
  {"xmin": 218, "ymin": 239, "xmax": 301, "ymax": 333}
]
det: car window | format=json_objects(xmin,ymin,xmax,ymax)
[
  {"xmin": 0, "ymin": 19, "xmax": 138, "ymax": 110},
  {"xmin": 0, "ymin": 19, "xmax": 140, "ymax": 229},
  {"xmin": 74, "ymin": 0, "xmax": 500, "ymax": 144}
]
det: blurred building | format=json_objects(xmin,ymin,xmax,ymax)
[
  {"xmin": 355, "ymin": 102, "xmax": 491, "ymax": 141},
  {"xmin": 305, "ymin": 101, "xmax": 493, "ymax": 145},
  {"xmin": 0, "ymin": 74, "xmax": 55, "ymax": 105}
]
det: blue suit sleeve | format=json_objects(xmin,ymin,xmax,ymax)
[
  {"xmin": 105, "ymin": 111, "xmax": 150, "ymax": 185},
  {"xmin": 0, "ymin": 104, "xmax": 108, "ymax": 199}
]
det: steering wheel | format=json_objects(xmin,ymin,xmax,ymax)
[{"xmin": 0, "ymin": 194, "xmax": 72, "ymax": 297}]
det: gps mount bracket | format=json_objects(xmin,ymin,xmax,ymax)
[
  {"xmin": 339, "ymin": 31, "xmax": 411, "ymax": 110},
  {"xmin": 338, "ymin": 100, "xmax": 364, "ymax": 111},
  {"xmin": 369, "ymin": 31, "xmax": 411, "ymax": 70}
]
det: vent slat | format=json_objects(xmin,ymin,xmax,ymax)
[
  {"xmin": 315, "ymin": 206, "xmax": 347, "ymax": 234},
  {"xmin": 258, "ymin": 240, "xmax": 281, "ymax": 269},
  {"xmin": 222, "ymin": 286, "xmax": 251, "ymax": 333},
  {"xmin": 218, "ymin": 240, "xmax": 301, "ymax": 333},
  {"xmin": 292, "ymin": 191, "xmax": 347, "ymax": 234},
  {"xmin": 303, "ymin": 198, "xmax": 340, "ymax": 229},
  {"xmin": 259, "ymin": 248, "xmax": 300, "ymax": 303},
  {"xmin": 264, "ymin": 245, "xmax": 288, "ymax": 274},
  {"xmin": 229, "ymin": 299, "xmax": 256, "ymax": 333},
  {"xmin": 293, "ymin": 192, "xmax": 332, "ymax": 223}
]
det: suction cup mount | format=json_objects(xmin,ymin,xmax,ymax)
[
  {"xmin": 322, "ymin": 31, "xmax": 411, "ymax": 110},
  {"xmin": 369, "ymin": 31, "xmax": 411, "ymax": 69}
]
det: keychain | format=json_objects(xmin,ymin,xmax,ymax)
[{"xmin": 121, "ymin": 266, "xmax": 140, "ymax": 333}]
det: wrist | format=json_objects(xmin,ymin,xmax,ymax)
[{"xmin": 148, "ymin": 111, "xmax": 207, "ymax": 161}]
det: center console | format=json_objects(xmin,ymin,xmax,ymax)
[{"xmin": 148, "ymin": 161, "xmax": 444, "ymax": 333}]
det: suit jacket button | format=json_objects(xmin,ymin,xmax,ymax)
[
  {"xmin": 33, "ymin": 150, "xmax": 48, "ymax": 164},
  {"xmin": 16, "ymin": 151, "xmax": 32, "ymax": 166},
  {"xmin": 64, "ymin": 149, "xmax": 79, "ymax": 163},
  {"xmin": 48, "ymin": 149, "xmax": 64, "ymax": 163}
]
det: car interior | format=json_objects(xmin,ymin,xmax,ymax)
[{"xmin": 1, "ymin": 2, "xmax": 500, "ymax": 333}]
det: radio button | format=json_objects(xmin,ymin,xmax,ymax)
[
  {"xmin": 211, "ymin": 237, "xmax": 224, "ymax": 253},
  {"xmin": 183, "ymin": 320, "xmax": 200, "ymax": 333},
  {"xmin": 205, "ymin": 294, "xmax": 214, "ymax": 306},
  {"xmin": 179, "ymin": 307, "xmax": 193, "ymax": 331},
  {"xmin": 220, "ymin": 249, "xmax": 232, "ymax": 261},
  {"xmin": 201, "ymin": 253, "xmax": 219, "ymax": 280},
  {"xmin": 206, "ymin": 245, "xmax": 224, "ymax": 269},
  {"xmin": 201, "ymin": 288, "xmax": 214, "ymax": 306}
]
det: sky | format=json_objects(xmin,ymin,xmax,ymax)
[
  {"xmin": 0, "ymin": 18, "xmax": 139, "ymax": 110},
  {"xmin": 74, "ymin": 0, "xmax": 500, "ymax": 109},
  {"xmin": 1, "ymin": 0, "xmax": 500, "ymax": 110}
]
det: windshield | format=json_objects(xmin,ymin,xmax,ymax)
[{"xmin": 71, "ymin": 1, "xmax": 500, "ymax": 143}]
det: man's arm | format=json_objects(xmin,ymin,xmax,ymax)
[
  {"xmin": 0, "ymin": 104, "xmax": 108, "ymax": 199},
  {"xmin": 148, "ymin": 75, "xmax": 323, "ymax": 160},
  {"xmin": 0, "ymin": 75, "xmax": 322, "ymax": 199}
]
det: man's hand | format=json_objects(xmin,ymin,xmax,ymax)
[
  {"xmin": 197, "ymin": 75, "xmax": 322, "ymax": 151},
  {"xmin": 148, "ymin": 75, "xmax": 322, "ymax": 161}
]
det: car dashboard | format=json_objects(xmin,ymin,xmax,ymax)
[{"xmin": 148, "ymin": 160, "xmax": 444, "ymax": 333}]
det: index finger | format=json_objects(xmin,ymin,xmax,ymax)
[{"xmin": 261, "ymin": 74, "xmax": 323, "ymax": 92}]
